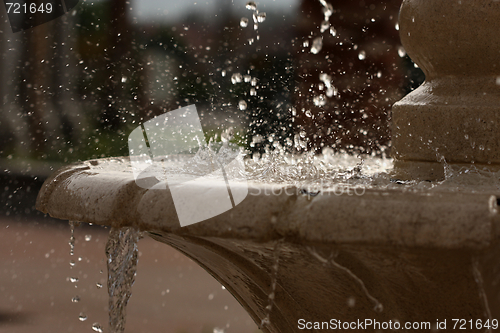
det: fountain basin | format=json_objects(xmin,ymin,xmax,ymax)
[{"xmin": 36, "ymin": 157, "xmax": 500, "ymax": 332}]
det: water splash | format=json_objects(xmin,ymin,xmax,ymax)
[
  {"xmin": 307, "ymin": 246, "xmax": 383, "ymax": 313},
  {"xmin": 260, "ymin": 239, "xmax": 283, "ymax": 329},
  {"xmin": 106, "ymin": 227, "xmax": 142, "ymax": 333}
]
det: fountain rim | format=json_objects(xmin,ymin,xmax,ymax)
[{"xmin": 36, "ymin": 157, "xmax": 500, "ymax": 250}]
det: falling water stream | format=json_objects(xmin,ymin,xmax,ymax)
[{"xmin": 105, "ymin": 227, "xmax": 142, "ymax": 333}]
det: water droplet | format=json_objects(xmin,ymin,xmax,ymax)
[
  {"xmin": 91, "ymin": 322, "xmax": 103, "ymax": 332},
  {"xmin": 78, "ymin": 312, "xmax": 87, "ymax": 321},
  {"xmin": 398, "ymin": 46, "xmax": 406, "ymax": 58},
  {"xmin": 395, "ymin": 23, "xmax": 399, "ymax": 31},
  {"xmin": 96, "ymin": 282, "xmax": 103, "ymax": 289},
  {"xmin": 326, "ymin": 87, "xmax": 337, "ymax": 97},
  {"xmin": 320, "ymin": 20, "xmax": 330, "ymax": 33},
  {"xmin": 358, "ymin": 50, "xmax": 366, "ymax": 60},
  {"xmin": 213, "ymin": 327, "xmax": 225, "ymax": 333},
  {"xmin": 231, "ymin": 73, "xmax": 242, "ymax": 84},
  {"xmin": 69, "ymin": 260, "xmax": 76, "ymax": 267},
  {"xmin": 238, "ymin": 100, "xmax": 248, "ymax": 111},
  {"xmin": 322, "ymin": 3, "xmax": 333, "ymax": 17},
  {"xmin": 208, "ymin": 293, "xmax": 215, "ymax": 300},
  {"xmin": 495, "ymin": 76, "xmax": 500, "ymax": 86},
  {"xmin": 240, "ymin": 17, "xmax": 249, "ymax": 28},
  {"xmin": 250, "ymin": 77, "xmax": 258, "ymax": 86},
  {"xmin": 256, "ymin": 12, "xmax": 266, "ymax": 23},
  {"xmin": 244, "ymin": 74, "xmax": 251, "ymax": 83},
  {"xmin": 221, "ymin": 70, "xmax": 226, "ymax": 77},
  {"xmin": 303, "ymin": 40, "xmax": 309, "ymax": 48},
  {"xmin": 85, "ymin": 235, "xmax": 92, "ymax": 242},
  {"xmin": 330, "ymin": 27, "xmax": 337, "ymax": 36},
  {"xmin": 72, "ymin": 295, "xmax": 80, "ymax": 303},
  {"xmin": 310, "ymin": 37, "xmax": 323, "ymax": 54},
  {"xmin": 70, "ymin": 277, "xmax": 79, "ymax": 283},
  {"xmin": 313, "ymin": 95, "xmax": 326, "ymax": 107},
  {"xmin": 245, "ymin": 1, "xmax": 257, "ymax": 10},
  {"xmin": 319, "ymin": 73, "xmax": 331, "ymax": 83},
  {"xmin": 250, "ymin": 88, "xmax": 257, "ymax": 96}
]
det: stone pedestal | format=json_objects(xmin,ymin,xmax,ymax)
[{"xmin": 392, "ymin": 0, "xmax": 500, "ymax": 180}]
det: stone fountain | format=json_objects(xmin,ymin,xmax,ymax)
[{"xmin": 37, "ymin": 1, "xmax": 500, "ymax": 332}]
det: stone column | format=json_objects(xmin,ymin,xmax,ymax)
[{"xmin": 392, "ymin": 0, "xmax": 500, "ymax": 180}]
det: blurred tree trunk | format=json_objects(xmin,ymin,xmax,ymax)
[
  {"xmin": 20, "ymin": 23, "xmax": 50, "ymax": 157},
  {"xmin": 101, "ymin": 0, "xmax": 141, "ymax": 130},
  {"xmin": 51, "ymin": 14, "xmax": 83, "ymax": 147}
]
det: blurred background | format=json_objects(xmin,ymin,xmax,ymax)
[{"xmin": 0, "ymin": 0, "xmax": 423, "ymax": 331}]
